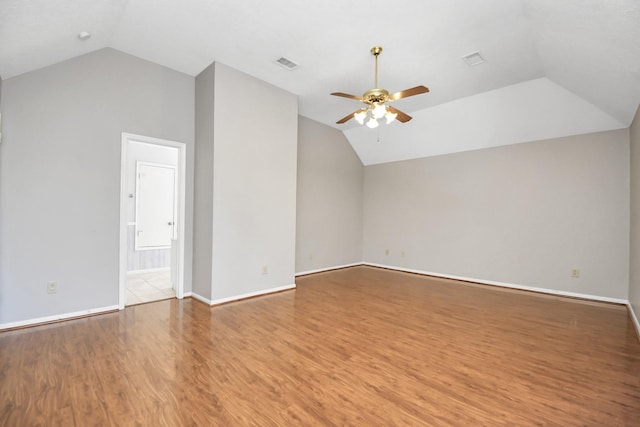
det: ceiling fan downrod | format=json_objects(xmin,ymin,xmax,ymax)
[{"xmin": 371, "ymin": 46, "xmax": 383, "ymax": 88}]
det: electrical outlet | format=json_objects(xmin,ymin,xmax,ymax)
[
  {"xmin": 47, "ymin": 281, "xmax": 58, "ymax": 294},
  {"xmin": 262, "ymin": 265, "xmax": 268, "ymax": 275},
  {"xmin": 571, "ymin": 269, "xmax": 580, "ymax": 278}
]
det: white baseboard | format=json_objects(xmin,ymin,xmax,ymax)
[
  {"xmin": 295, "ymin": 262, "xmax": 364, "ymax": 277},
  {"xmin": 209, "ymin": 284, "xmax": 296, "ymax": 306},
  {"xmin": 190, "ymin": 292, "xmax": 212, "ymax": 305},
  {"xmin": 0, "ymin": 305, "xmax": 119, "ymax": 331},
  {"xmin": 182, "ymin": 291, "xmax": 192, "ymax": 298},
  {"xmin": 363, "ymin": 262, "xmax": 628, "ymax": 305},
  {"xmin": 182, "ymin": 284, "xmax": 296, "ymax": 306},
  {"xmin": 628, "ymin": 303, "xmax": 640, "ymax": 340}
]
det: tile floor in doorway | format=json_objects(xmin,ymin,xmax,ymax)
[{"xmin": 126, "ymin": 269, "xmax": 175, "ymax": 305}]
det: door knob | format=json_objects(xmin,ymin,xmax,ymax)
[{"xmin": 168, "ymin": 222, "xmax": 174, "ymax": 226}]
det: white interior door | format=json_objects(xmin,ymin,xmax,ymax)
[{"xmin": 135, "ymin": 162, "xmax": 176, "ymax": 250}]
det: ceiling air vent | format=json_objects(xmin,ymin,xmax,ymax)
[
  {"xmin": 462, "ymin": 51, "xmax": 485, "ymax": 66},
  {"xmin": 275, "ymin": 56, "xmax": 300, "ymax": 71}
]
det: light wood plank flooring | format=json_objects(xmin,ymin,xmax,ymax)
[{"xmin": 1, "ymin": 266, "xmax": 639, "ymax": 425}]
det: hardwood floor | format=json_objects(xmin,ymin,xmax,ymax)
[{"xmin": 1, "ymin": 266, "xmax": 639, "ymax": 426}]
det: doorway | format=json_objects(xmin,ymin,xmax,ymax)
[{"xmin": 119, "ymin": 133, "xmax": 186, "ymax": 309}]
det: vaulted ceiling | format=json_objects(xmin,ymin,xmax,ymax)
[{"xmin": 1, "ymin": 0, "xmax": 639, "ymax": 164}]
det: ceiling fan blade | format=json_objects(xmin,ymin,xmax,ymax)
[
  {"xmin": 386, "ymin": 105, "xmax": 412, "ymax": 123},
  {"xmin": 331, "ymin": 92, "xmax": 363, "ymax": 101},
  {"xmin": 388, "ymin": 85, "xmax": 430, "ymax": 101},
  {"xmin": 336, "ymin": 109, "xmax": 362, "ymax": 124}
]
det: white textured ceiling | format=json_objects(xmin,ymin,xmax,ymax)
[{"xmin": 1, "ymin": 0, "xmax": 639, "ymax": 164}]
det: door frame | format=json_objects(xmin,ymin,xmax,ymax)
[{"xmin": 119, "ymin": 132, "xmax": 187, "ymax": 309}]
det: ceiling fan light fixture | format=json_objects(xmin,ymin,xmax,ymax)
[
  {"xmin": 354, "ymin": 109, "xmax": 367, "ymax": 124},
  {"xmin": 372, "ymin": 103, "xmax": 387, "ymax": 119},
  {"xmin": 366, "ymin": 117, "xmax": 379, "ymax": 129},
  {"xmin": 385, "ymin": 109, "xmax": 397, "ymax": 124}
]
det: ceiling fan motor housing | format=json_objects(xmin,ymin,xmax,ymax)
[{"xmin": 363, "ymin": 88, "xmax": 389, "ymax": 106}]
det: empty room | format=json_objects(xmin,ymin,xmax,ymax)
[{"xmin": 1, "ymin": 0, "xmax": 639, "ymax": 425}]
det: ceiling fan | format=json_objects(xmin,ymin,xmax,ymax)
[{"xmin": 331, "ymin": 46, "xmax": 429, "ymax": 128}]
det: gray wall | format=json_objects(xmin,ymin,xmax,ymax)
[
  {"xmin": 630, "ymin": 106, "xmax": 640, "ymax": 315},
  {"xmin": 194, "ymin": 62, "xmax": 298, "ymax": 302},
  {"xmin": 211, "ymin": 63, "xmax": 298, "ymax": 301},
  {"xmin": 0, "ymin": 48, "xmax": 194, "ymax": 324},
  {"xmin": 296, "ymin": 116, "xmax": 363, "ymax": 273},
  {"xmin": 363, "ymin": 129, "xmax": 630, "ymax": 300},
  {"xmin": 192, "ymin": 62, "xmax": 215, "ymax": 301}
]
